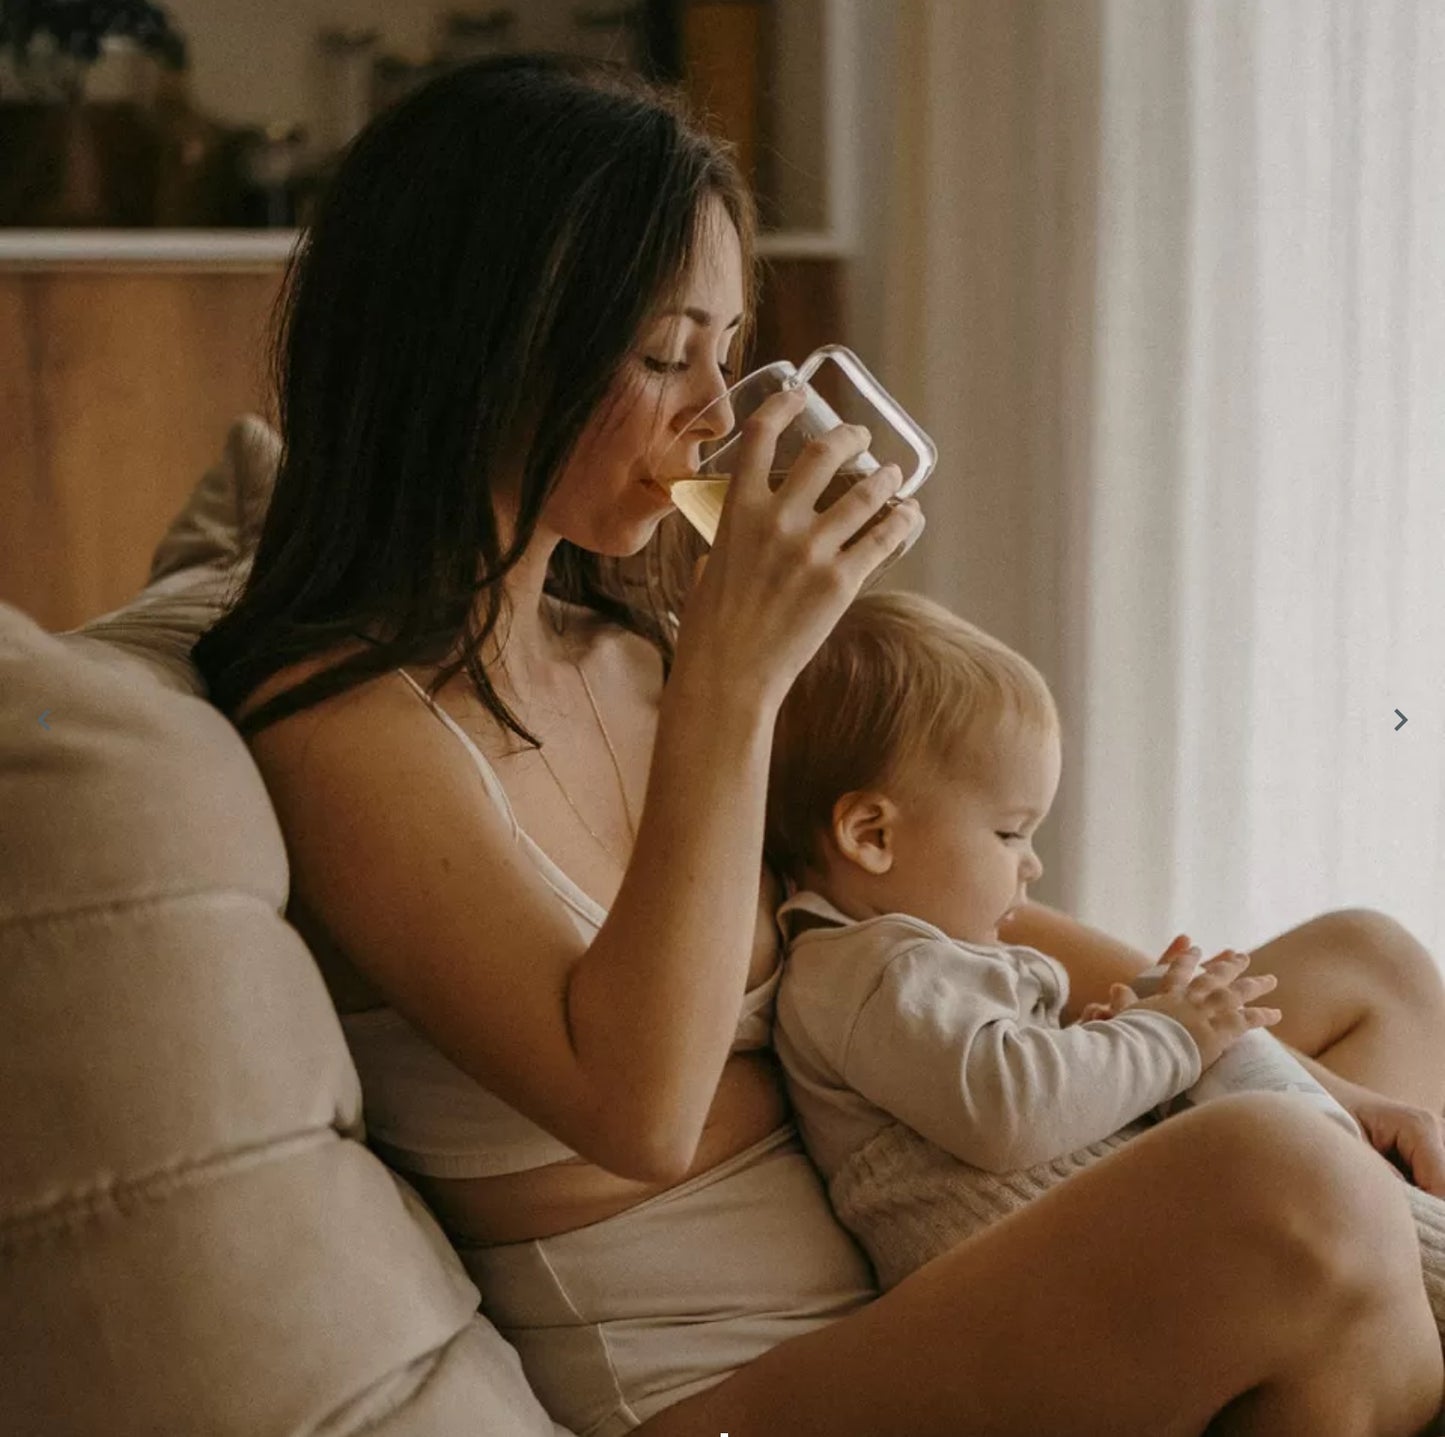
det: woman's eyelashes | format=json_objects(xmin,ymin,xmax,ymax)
[{"xmin": 641, "ymin": 354, "xmax": 736, "ymax": 380}]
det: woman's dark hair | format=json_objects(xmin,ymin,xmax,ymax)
[{"xmin": 193, "ymin": 53, "xmax": 757, "ymax": 741}]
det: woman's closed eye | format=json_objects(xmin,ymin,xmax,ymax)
[
  {"xmin": 996, "ymin": 831, "xmax": 1025, "ymax": 842},
  {"xmin": 642, "ymin": 355, "xmax": 736, "ymax": 380}
]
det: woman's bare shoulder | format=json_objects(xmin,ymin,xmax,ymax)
[
  {"xmin": 232, "ymin": 642, "xmax": 464, "ymax": 835},
  {"xmin": 233, "ymin": 638, "xmax": 380, "ymax": 729}
]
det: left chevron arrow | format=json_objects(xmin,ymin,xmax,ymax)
[{"xmin": 37, "ymin": 710, "xmax": 51, "ymax": 729}]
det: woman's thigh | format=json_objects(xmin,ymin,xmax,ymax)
[
  {"xmin": 635, "ymin": 1096, "xmax": 1439, "ymax": 1437},
  {"xmin": 1249, "ymin": 907, "xmax": 1445, "ymax": 1109}
]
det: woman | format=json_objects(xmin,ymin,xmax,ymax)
[{"xmin": 195, "ymin": 56, "xmax": 1445, "ymax": 1435}]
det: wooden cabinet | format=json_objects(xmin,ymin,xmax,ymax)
[
  {"xmin": 1, "ymin": 258, "xmax": 281, "ymax": 631},
  {"xmin": 0, "ymin": 241, "xmax": 840, "ymax": 632}
]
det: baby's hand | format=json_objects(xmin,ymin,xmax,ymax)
[
  {"xmin": 1131, "ymin": 946, "xmax": 1281, "ymax": 1069},
  {"xmin": 1076, "ymin": 933, "xmax": 1196, "ymax": 1023},
  {"xmin": 1078, "ymin": 991, "xmax": 1133, "ymax": 1024}
]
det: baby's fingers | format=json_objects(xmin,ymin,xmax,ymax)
[
  {"xmin": 1202, "ymin": 947, "xmax": 1252, "ymax": 976},
  {"xmin": 1158, "ymin": 946, "xmax": 1203, "ymax": 993},
  {"xmin": 1190, "ymin": 949, "xmax": 1251, "ymax": 996},
  {"xmin": 1229, "ymin": 973, "xmax": 1278, "ymax": 1003},
  {"xmin": 1242, "ymin": 1004, "xmax": 1283, "ymax": 1030}
]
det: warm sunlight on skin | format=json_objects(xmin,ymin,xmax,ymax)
[{"xmin": 811, "ymin": 723, "xmax": 1063, "ymax": 945}]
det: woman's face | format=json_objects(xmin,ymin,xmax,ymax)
[{"xmin": 544, "ymin": 201, "xmax": 747, "ymax": 556}]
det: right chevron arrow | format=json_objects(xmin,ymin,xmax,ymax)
[{"xmin": 1395, "ymin": 709, "xmax": 1408, "ymax": 731}]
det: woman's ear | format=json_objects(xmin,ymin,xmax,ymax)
[{"xmin": 831, "ymin": 791, "xmax": 897, "ymax": 876}]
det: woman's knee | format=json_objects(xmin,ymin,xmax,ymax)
[
  {"xmin": 1168, "ymin": 1094, "xmax": 1420, "ymax": 1299},
  {"xmin": 1313, "ymin": 906, "xmax": 1444, "ymax": 1007}
]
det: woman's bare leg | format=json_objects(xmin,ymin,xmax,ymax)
[
  {"xmin": 637, "ymin": 1096, "xmax": 1441, "ymax": 1437},
  {"xmin": 1249, "ymin": 908, "xmax": 1445, "ymax": 1110}
]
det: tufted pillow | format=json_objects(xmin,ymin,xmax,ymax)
[{"xmin": 0, "ymin": 416, "xmax": 570, "ymax": 1435}]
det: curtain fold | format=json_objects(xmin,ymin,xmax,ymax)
[{"xmin": 883, "ymin": 0, "xmax": 1445, "ymax": 954}]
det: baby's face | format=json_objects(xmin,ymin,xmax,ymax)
[{"xmin": 881, "ymin": 725, "xmax": 1061, "ymax": 945}]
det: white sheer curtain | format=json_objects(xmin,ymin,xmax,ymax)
[{"xmin": 877, "ymin": 0, "xmax": 1445, "ymax": 954}]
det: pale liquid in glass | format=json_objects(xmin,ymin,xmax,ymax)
[{"xmin": 666, "ymin": 470, "xmax": 873, "ymax": 545}]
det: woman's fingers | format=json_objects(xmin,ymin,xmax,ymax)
[
  {"xmin": 771, "ymin": 422, "xmax": 875, "ymax": 515},
  {"xmin": 1398, "ymin": 1115, "xmax": 1445, "ymax": 1197},
  {"xmin": 812, "ymin": 461, "xmax": 903, "ymax": 545},
  {"xmin": 723, "ymin": 408, "xmax": 919, "ymax": 589},
  {"xmin": 727, "ymin": 386, "xmax": 809, "ymax": 504},
  {"xmin": 837, "ymin": 498, "xmax": 923, "ymax": 586},
  {"xmin": 891, "ymin": 499, "xmax": 927, "ymax": 560}
]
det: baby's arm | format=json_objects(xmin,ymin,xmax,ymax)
[{"xmin": 840, "ymin": 939, "xmax": 1204, "ymax": 1172}]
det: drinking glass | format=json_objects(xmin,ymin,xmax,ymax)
[{"xmin": 656, "ymin": 344, "xmax": 937, "ymax": 545}]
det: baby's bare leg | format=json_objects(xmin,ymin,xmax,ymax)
[{"xmin": 638, "ymin": 1096, "xmax": 1441, "ymax": 1437}]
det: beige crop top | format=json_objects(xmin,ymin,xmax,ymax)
[{"xmin": 338, "ymin": 667, "xmax": 782, "ymax": 1180}]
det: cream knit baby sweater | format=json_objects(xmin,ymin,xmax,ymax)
[
  {"xmin": 773, "ymin": 893, "xmax": 1203, "ymax": 1291},
  {"xmin": 776, "ymin": 894, "xmax": 1445, "ymax": 1343}
]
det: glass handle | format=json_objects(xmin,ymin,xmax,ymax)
[{"xmin": 795, "ymin": 345, "xmax": 938, "ymax": 498}]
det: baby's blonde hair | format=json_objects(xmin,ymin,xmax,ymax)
[{"xmin": 765, "ymin": 590, "xmax": 1059, "ymax": 883}]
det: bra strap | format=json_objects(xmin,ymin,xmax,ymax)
[{"xmin": 393, "ymin": 668, "xmax": 521, "ymax": 840}]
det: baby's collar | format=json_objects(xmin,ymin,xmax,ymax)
[{"xmin": 774, "ymin": 889, "xmax": 858, "ymax": 945}]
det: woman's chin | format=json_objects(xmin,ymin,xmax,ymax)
[{"xmin": 572, "ymin": 511, "xmax": 670, "ymax": 559}]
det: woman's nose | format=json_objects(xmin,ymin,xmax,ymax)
[{"xmin": 682, "ymin": 367, "xmax": 735, "ymax": 445}]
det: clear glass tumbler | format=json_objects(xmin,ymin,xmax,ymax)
[{"xmin": 656, "ymin": 344, "xmax": 937, "ymax": 545}]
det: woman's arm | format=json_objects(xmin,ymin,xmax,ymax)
[
  {"xmin": 997, "ymin": 900, "xmax": 1156, "ymax": 1020},
  {"xmin": 249, "ymin": 665, "xmax": 775, "ymax": 1188}
]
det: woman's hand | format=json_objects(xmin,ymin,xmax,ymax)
[
  {"xmin": 673, "ymin": 387, "xmax": 925, "ymax": 711},
  {"xmin": 1327, "ymin": 1086, "xmax": 1445, "ymax": 1196}
]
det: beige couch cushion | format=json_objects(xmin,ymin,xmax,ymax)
[{"xmin": 0, "ymin": 417, "xmax": 569, "ymax": 1435}]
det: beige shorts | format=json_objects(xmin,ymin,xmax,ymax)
[{"xmin": 457, "ymin": 1124, "xmax": 876, "ymax": 1437}]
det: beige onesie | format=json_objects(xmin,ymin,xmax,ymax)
[{"xmin": 773, "ymin": 892, "xmax": 1202, "ymax": 1290}]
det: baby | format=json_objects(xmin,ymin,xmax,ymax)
[{"xmin": 766, "ymin": 591, "xmax": 1445, "ymax": 1324}]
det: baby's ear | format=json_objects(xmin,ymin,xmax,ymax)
[{"xmin": 831, "ymin": 791, "xmax": 896, "ymax": 875}]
